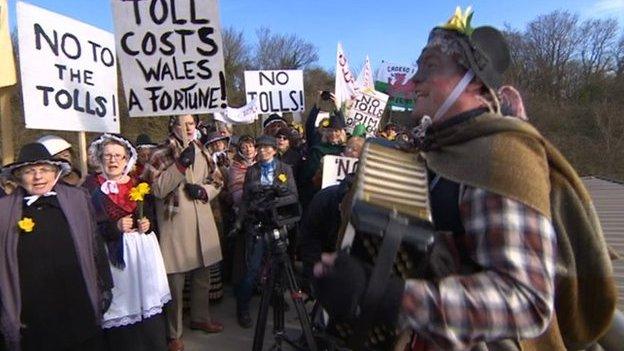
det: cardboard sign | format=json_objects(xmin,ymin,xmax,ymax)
[
  {"xmin": 345, "ymin": 90, "xmax": 389, "ymax": 136},
  {"xmin": 244, "ymin": 70, "xmax": 304, "ymax": 113},
  {"xmin": 16, "ymin": 2, "xmax": 119, "ymax": 133},
  {"xmin": 321, "ymin": 155, "xmax": 358, "ymax": 189},
  {"xmin": 0, "ymin": 0, "xmax": 16, "ymax": 88},
  {"xmin": 374, "ymin": 61, "xmax": 416, "ymax": 110},
  {"xmin": 112, "ymin": 0, "xmax": 227, "ymax": 117}
]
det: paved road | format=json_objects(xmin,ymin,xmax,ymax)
[{"xmin": 182, "ymin": 285, "xmax": 305, "ymax": 351}]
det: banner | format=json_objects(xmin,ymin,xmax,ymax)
[
  {"xmin": 334, "ymin": 42, "xmax": 357, "ymax": 109},
  {"xmin": 213, "ymin": 99, "xmax": 259, "ymax": 125},
  {"xmin": 355, "ymin": 55, "xmax": 374, "ymax": 91},
  {"xmin": 321, "ymin": 155, "xmax": 358, "ymax": 189},
  {"xmin": 244, "ymin": 69, "xmax": 304, "ymax": 113},
  {"xmin": 345, "ymin": 90, "xmax": 388, "ymax": 136},
  {"xmin": 0, "ymin": 0, "xmax": 16, "ymax": 88},
  {"xmin": 112, "ymin": 0, "xmax": 227, "ymax": 117},
  {"xmin": 17, "ymin": 2, "xmax": 119, "ymax": 133},
  {"xmin": 374, "ymin": 61, "xmax": 416, "ymax": 110}
]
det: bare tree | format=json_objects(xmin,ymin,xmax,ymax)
[
  {"xmin": 615, "ymin": 33, "xmax": 624, "ymax": 76},
  {"xmin": 222, "ymin": 27, "xmax": 252, "ymax": 106},
  {"xmin": 524, "ymin": 11, "xmax": 581, "ymax": 99},
  {"xmin": 579, "ymin": 18, "xmax": 619, "ymax": 76},
  {"xmin": 254, "ymin": 27, "xmax": 318, "ymax": 70}
]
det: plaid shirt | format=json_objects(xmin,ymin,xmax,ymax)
[{"xmin": 401, "ymin": 186, "xmax": 557, "ymax": 350}]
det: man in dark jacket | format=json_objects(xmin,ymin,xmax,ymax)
[{"xmin": 234, "ymin": 135, "xmax": 298, "ymax": 328}]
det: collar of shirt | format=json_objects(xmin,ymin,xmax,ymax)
[{"xmin": 24, "ymin": 191, "xmax": 57, "ymax": 206}]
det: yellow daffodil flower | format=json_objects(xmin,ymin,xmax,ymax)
[
  {"xmin": 277, "ymin": 173, "xmax": 287, "ymax": 183},
  {"xmin": 136, "ymin": 182, "xmax": 150, "ymax": 196},
  {"xmin": 440, "ymin": 6, "xmax": 474, "ymax": 36},
  {"xmin": 18, "ymin": 217, "xmax": 35, "ymax": 233},
  {"xmin": 321, "ymin": 119, "xmax": 330, "ymax": 128}
]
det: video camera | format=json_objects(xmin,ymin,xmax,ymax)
[{"xmin": 246, "ymin": 184, "xmax": 301, "ymax": 230}]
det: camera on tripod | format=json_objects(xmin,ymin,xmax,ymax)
[{"xmin": 246, "ymin": 184, "xmax": 301, "ymax": 233}]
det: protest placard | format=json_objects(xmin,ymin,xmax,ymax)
[
  {"xmin": 321, "ymin": 155, "xmax": 358, "ymax": 189},
  {"xmin": 374, "ymin": 61, "xmax": 416, "ymax": 110},
  {"xmin": 244, "ymin": 70, "xmax": 304, "ymax": 113},
  {"xmin": 345, "ymin": 90, "xmax": 389, "ymax": 136},
  {"xmin": 112, "ymin": 0, "xmax": 227, "ymax": 117},
  {"xmin": 16, "ymin": 1, "xmax": 119, "ymax": 133}
]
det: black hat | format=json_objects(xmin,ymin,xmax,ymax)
[
  {"xmin": 427, "ymin": 7, "xmax": 510, "ymax": 90},
  {"xmin": 263, "ymin": 114, "xmax": 288, "ymax": 129},
  {"xmin": 255, "ymin": 135, "xmax": 277, "ymax": 149},
  {"xmin": 326, "ymin": 111, "xmax": 346, "ymax": 129},
  {"xmin": 1, "ymin": 143, "xmax": 71, "ymax": 178},
  {"xmin": 201, "ymin": 130, "xmax": 230, "ymax": 147},
  {"xmin": 136, "ymin": 134, "xmax": 157, "ymax": 149}
]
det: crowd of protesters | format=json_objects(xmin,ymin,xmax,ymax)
[{"xmin": 0, "ymin": 89, "xmax": 405, "ymax": 351}]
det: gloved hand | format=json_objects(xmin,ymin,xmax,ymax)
[
  {"xmin": 177, "ymin": 144, "xmax": 195, "ymax": 168},
  {"xmin": 184, "ymin": 183, "xmax": 208, "ymax": 202},
  {"xmin": 312, "ymin": 252, "xmax": 405, "ymax": 326}
]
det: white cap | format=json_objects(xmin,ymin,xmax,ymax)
[{"xmin": 37, "ymin": 135, "xmax": 72, "ymax": 156}]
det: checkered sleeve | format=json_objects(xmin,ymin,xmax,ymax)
[{"xmin": 400, "ymin": 186, "xmax": 557, "ymax": 350}]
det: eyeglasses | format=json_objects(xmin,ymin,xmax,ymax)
[
  {"xmin": 103, "ymin": 154, "xmax": 127, "ymax": 161},
  {"xmin": 20, "ymin": 166, "xmax": 58, "ymax": 177}
]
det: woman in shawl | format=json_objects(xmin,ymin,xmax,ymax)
[
  {"xmin": 82, "ymin": 134, "xmax": 170, "ymax": 351},
  {"xmin": 0, "ymin": 142, "xmax": 112, "ymax": 351}
]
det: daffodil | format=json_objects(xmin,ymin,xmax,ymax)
[
  {"xmin": 321, "ymin": 119, "xmax": 330, "ymax": 128},
  {"xmin": 440, "ymin": 6, "xmax": 474, "ymax": 36},
  {"xmin": 137, "ymin": 182, "xmax": 150, "ymax": 196},
  {"xmin": 277, "ymin": 173, "xmax": 287, "ymax": 183},
  {"xmin": 129, "ymin": 182, "xmax": 151, "ymax": 219},
  {"xmin": 18, "ymin": 217, "xmax": 35, "ymax": 233}
]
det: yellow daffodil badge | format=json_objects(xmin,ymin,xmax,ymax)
[
  {"xmin": 440, "ymin": 6, "xmax": 474, "ymax": 36},
  {"xmin": 321, "ymin": 119, "xmax": 330, "ymax": 128},
  {"xmin": 129, "ymin": 182, "xmax": 151, "ymax": 219},
  {"xmin": 277, "ymin": 173, "xmax": 288, "ymax": 183},
  {"xmin": 18, "ymin": 217, "xmax": 35, "ymax": 233}
]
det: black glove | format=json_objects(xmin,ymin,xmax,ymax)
[
  {"xmin": 313, "ymin": 252, "xmax": 405, "ymax": 326},
  {"xmin": 184, "ymin": 183, "xmax": 208, "ymax": 202},
  {"xmin": 178, "ymin": 145, "xmax": 195, "ymax": 168}
]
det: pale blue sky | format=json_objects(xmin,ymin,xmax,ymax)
[{"xmin": 7, "ymin": 0, "xmax": 624, "ymax": 73}]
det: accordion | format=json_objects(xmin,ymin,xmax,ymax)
[{"xmin": 334, "ymin": 138, "xmax": 435, "ymax": 350}]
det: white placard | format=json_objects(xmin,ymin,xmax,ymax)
[
  {"xmin": 244, "ymin": 70, "xmax": 304, "ymax": 113},
  {"xmin": 112, "ymin": 0, "xmax": 227, "ymax": 117},
  {"xmin": 345, "ymin": 90, "xmax": 389, "ymax": 136},
  {"xmin": 321, "ymin": 155, "xmax": 358, "ymax": 189},
  {"xmin": 17, "ymin": 2, "xmax": 119, "ymax": 133}
]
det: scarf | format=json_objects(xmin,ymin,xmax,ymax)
[
  {"xmin": 422, "ymin": 111, "xmax": 617, "ymax": 350},
  {"xmin": 260, "ymin": 159, "xmax": 276, "ymax": 185}
]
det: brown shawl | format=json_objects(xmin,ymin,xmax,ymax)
[{"xmin": 423, "ymin": 112, "xmax": 617, "ymax": 350}]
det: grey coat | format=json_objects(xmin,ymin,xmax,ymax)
[{"xmin": 0, "ymin": 184, "xmax": 112, "ymax": 350}]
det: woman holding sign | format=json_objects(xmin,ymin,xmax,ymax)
[{"xmin": 83, "ymin": 134, "xmax": 170, "ymax": 351}]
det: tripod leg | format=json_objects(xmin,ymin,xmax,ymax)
[
  {"xmin": 253, "ymin": 263, "xmax": 276, "ymax": 351},
  {"xmin": 282, "ymin": 256, "xmax": 318, "ymax": 351}
]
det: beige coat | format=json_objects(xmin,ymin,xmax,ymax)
[{"xmin": 152, "ymin": 142, "xmax": 222, "ymax": 274}]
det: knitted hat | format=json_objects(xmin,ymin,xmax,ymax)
[
  {"xmin": 351, "ymin": 124, "xmax": 367, "ymax": 137},
  {"xmin": 263, "ymin": 114, "xmax": 288, "ymax": 129}
]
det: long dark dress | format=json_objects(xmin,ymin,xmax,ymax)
[{"xmin": 18, "ymin": 196, "xmax": 104, "ymax": 351}]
